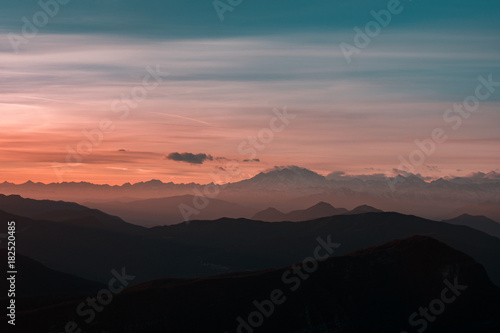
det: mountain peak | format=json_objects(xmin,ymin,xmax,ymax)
[
  {"xmin": 241, "ymin": 166, "xmax": 326, "ymax": 189},
  {"xmin": 307, "ymin": 201, "xmax": 334, "ymax": 210},
  {"xmin": 348, "ymin": 205, "xmax": 383, "ymax": 215}
]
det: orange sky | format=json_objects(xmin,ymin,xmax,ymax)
[{"xmin": 1, "ymin": 34, "xmax": 499, "ymax": 185}]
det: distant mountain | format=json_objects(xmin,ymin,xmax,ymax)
[
  {"xmin": 443, "ymin": 214, "xmax": 500, "ymax": 239},
  {"xmin": 253, "ymin": 202, "xmax": 348, "ymax": 222},
  {"xmin": 86, "ymin": 194, "xmax": 256, "ymax": 227},
  {"xmin": 14, "ymin": 236, "xmax": 500, "ymax": 333},
  {"xmin": 346, "ymin": 204, "xmax": 383, "ymax": 215},
  {"xmin": 0, "ymin": 179, "xmax": 200, "ymax": 202},
  {"xmin": 252, "ymin": 207, "xmax": 285, "ymax": 221},
  {"xmin": 253, "ymin": 202, "xmax": 382, "ymax": 221},
  {"xmin": 234, "ymin": 166, "xmax": 328, "ymax": 189}
]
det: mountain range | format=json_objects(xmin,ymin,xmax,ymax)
[
  {"xmin": 84, "ymin": 194, "xmax": 255, "ymax": 227},
  {"xmin": 1, "ymin": 166, "xmax": 499, "ymax": 221}
]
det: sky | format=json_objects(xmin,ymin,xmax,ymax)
[{"xmin": 0, "ymin": 0, "xmax": 499, "ymax": 185}]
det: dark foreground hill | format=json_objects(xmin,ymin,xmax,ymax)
[
  {"xmin": 0, "ymin": 249, "xmax": 104, "ymax": 312},
  {"xmin": 10, "ymin": 237, "xmax": 500, "ymax": 333}
]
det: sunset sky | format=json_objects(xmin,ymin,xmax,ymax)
[{"xmin": 1, "ymin": 0, "xmax": 499, "ymax": 185}]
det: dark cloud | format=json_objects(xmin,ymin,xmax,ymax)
[
  {"xmin": 243, "ymin": 158, "xmax": 260, "ymax": 163},
  {"xmin": 165, "ymin": 152, "xmax": 213, "ymax": 164}
]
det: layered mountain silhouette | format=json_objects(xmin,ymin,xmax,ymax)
[
  {"xmin": 10, "ymin": 236, "xmax": 500, "ymax": 333},
  {"xmin": 253, "ymin": 202, "xmax": 347, "ymax": 222},
  {"xmin": 85, "ymin": 194, "xmax": 255, "ymax": 227},
  {"xmin": 252, "ymin": 202, "xmax": 382, "ymax": 222},
  {"xmin": 2, "ymin": 195, "xmax": 500, "ymax": 287},
  {"xmin": 0, "ymin": 194, "xmax": 144, "ymax": 234},
  {"xmin": 0, "ymin": 209, "xmax": 234, "ymax": 283},
  {"xmin": 151, "ymin": 213, "xmax": 500, "ymax": 286},
  {"xmin": 345, "ymin": 204, "xmax": 383, "ymax": 215},
  {"xmin": 442, "ymin": 214, "xmax": 500, "ymax": 239}
]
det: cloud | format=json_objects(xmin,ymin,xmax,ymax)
[
  {"xmin": 165, "ymin": 152, "xmax": 214, "ymax": 164},
  {"xmin": 243, "ymin": 158, "xmax": 260, "ymax": 162},
  {"xmin": 425, "ymin": 165, "xmax": 441, "ymax": 172},
  {"xmin": 327, "ymin": 171, "xmax": 391, "ymax": 182},
  {"xmin": 464, "ymin": 171, "xmax": 500, "ymax": 180}
]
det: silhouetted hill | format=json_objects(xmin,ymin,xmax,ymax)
[
  {"xmin": 0, "ymin": 249, "xmax": 104, "ymax": 311},
  {"xmin": 11, "ymin": 237, "xmax": 500, "ymax": 332},
  {"xmin": 0, "ymin": 209, "xmax": 239, "ymax": 283},
  {"xmin": 253, "ymin": 202, "xmax": 383, "ymax": 222},
  {"xmin": 152, "ymin": 213, "xmax": 500, "ymax": 286},
  {"xmin": 252, "ymin": 207, "xmax": 285, "ymax": 221},
  {"xmin": 346, "ymin": 204, "xmax": 383, "ymax": 215},
  {"xmin": 0, "ymin": 194, "xmax": 87, "ymax": 216},
  {"xmin": 0, "ymin": 194, "xmax": 143, "ymax": 234},
  {"xmin": 253, "ymin": 202, "xmax": 348, "ymax": 222},
  {"xmin": 442, "ymin": 214, "xmax": 500, "ymax": 239}
]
